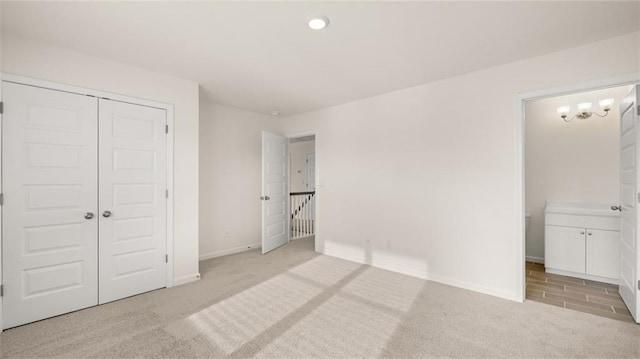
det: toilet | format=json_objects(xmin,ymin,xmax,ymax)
[{"xmin": 525, "ymin": 212, "xmax": 531, "ymax": 234}]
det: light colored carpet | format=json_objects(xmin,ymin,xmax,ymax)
[{"xmin": 1, "ymin": 237, "xmax": 640, "ymax": 358}]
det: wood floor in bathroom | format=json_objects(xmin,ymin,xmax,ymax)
[{"xmin": 525, "ymin": 261, "xmax": 635, "ymax": 323}]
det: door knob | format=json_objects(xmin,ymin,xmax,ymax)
[
  {"xmin": 580, "ymin": 231, "xmax": 585, "ymax": 235},
  {"xmin": 102, "ymin": 210, "xmax": 112, "ymax": 218},
  {"xmin": 611, "ymin": 205, "xmax": 622, "ymax": 211},
  {"xmin": 84, "ymin": 212, "xmax": 94, "ymax": 220}
]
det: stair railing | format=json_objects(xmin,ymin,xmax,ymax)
[{"xmin": 290, "ymin": 191, "xmax": 315, "ymax": 239}]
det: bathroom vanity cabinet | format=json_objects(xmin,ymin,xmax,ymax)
[{"xmin": 544, "ymin": 202, "xmax": 620, "ymax": 284}]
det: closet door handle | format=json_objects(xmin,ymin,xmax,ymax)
[
  {"xmin": 84, "ymin": 212, "xmax": 94, "ymax": 220},
  {"xmin": 580, "ymin": 231, "xmax": 585, "ymax": 235},
  {"xmin": 102, "ymin": 210, "xmax": 112, "ymax": 218}
]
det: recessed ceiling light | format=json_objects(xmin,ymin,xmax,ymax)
[
  {"xmin": 308, "ymin": 15, "xmax": 329, "ymax": 30},
  {"xmin": 271, "ymin": 111, "xmax": 280, "ymax": 116}
]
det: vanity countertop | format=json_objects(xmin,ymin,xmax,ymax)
[{"xmin": 544, "ymin": 201, "xmax": 620, "ymax": 217}]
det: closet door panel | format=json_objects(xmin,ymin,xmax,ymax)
[
  {"xmin": 2, "ymin": 82, "xmax": 98, "ymax": 329},
  {"xmin": 98, "ymin": 99, "xmax": 167, "ymax": 304}
]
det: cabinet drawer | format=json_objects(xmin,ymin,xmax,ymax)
[
  {"xmin": 545, "ymin": 213, "xmax": 619, "ymax": 231},
  {"xmin": 545, "ymin": 225, "xmax": 586, "ymax": 274}
]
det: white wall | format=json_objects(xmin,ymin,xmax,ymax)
[
  {"xmin": 525, "ymin": 87, "xmax": 628, "ymax": 262},
  {"xmin": 290, "ymin": 140, "xmax": 315, "ymax": 192},
  {"xmin": 0, "ymin": 34, "xmax": 201, "ymax": 285},
  {"xmin": 199, "ymin": 101, "xmax": 280, "ymax": 260},
  {"xmin": 277, "ymin": 32, "xmax": 640, "ymax": 300}
]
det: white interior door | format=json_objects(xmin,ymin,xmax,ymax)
[
  {"xmin": 306, "ymin": 152, "xmax": 315, "ymax": 191},
  {"xmin": 98, "ymin": 99, "xmax": 167, "ymax": 304},
  {"xmin": 619, "ymin": 85, "xmax": 640, "ymax": 322},
  {"xmin": 262, "ymin": 131, "xmax": 289, "ymax": 254},
  {"xmin": 2, "ymin": 82, "xmax": 98, "ymax": 329}
]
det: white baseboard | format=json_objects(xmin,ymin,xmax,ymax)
[
  {"xmin": 425, "ymin": 272, "xmax": 519, "ymax": 302},
  {"xmin": 199, "ymin": 242, "xmax": 262, "ymax": 261},
  {"xmin": 321, "ymin": 243, "xmax": 429, "ymax": 280},
  {"xmin": 291, "ymin": 234, "xmax": 314, "ymax": 240},
  {"xmin": 321, "ymin": 242, "xmax": 519, "ymax": 302},
  {"xmin": 172, "ymin": 273, "xmax": 201, "ymax": 287},
  {"xmin": 526, "ymin": 256, "xmax": 545, "ymax": 264},
  {"xmin": 546, "ymin": 268, "xmax": 618, "ymax": 285}
]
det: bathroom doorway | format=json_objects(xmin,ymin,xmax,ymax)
[{"xmin": 522, "ymin": 84, "xmax": 636, "ymax": 323}]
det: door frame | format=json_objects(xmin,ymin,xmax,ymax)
[
  {"xmin": 515, "ymin": 73, "xmax": 640, "ymax": 303},
  {"xmin": 0, "ymin": 73, "xmax": 176, "ymax": 331},
  {"xmin": 287, "ymin": 131, "xmax": 320, "ymax": 253}
]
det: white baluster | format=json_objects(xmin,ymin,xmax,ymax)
[
  {"xmin": 295, "ymin": 195, "xmax": 300, "ymax": 239},
  {"xmin": 293, "ymin": 195, "xmax": 297, "ymax": 239},
  {"xmin": 309, "ymin": 195, "xmax": 312, "ymax": 235},
  {"xmin": 304, "ymin": 195, "xmax": 308, "ymax": 236},
  {"xmin": 302, "ymin": 195, "xmax": 306, "ymax": 237}
]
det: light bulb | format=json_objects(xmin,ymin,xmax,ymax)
[
  {"xmin": 577, "ymin": 102, "xmax": 592, "ymax": 112},
  {"xmin": 598, "ymin": 98, "xmax": 614, "ymax": 111},
  {"xmin": 308, "ymin": 16, "xmax": 329, "ymax": 30},
  {"xmin": 557, "ymin": 106, "xmax": 570, "ymax": 116}
]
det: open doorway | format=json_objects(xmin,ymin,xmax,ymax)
[
  {"xmin": 523, "ymin": 85, "xmax": 636, "ymax": 323},
  {"xmin": 289, "ymin": 135, "xmax": 316, "ymax": 246},
  {"xmin": 260, "ymin": 131, "xmax": 318, "ymax": 255}
]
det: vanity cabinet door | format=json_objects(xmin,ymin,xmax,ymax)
[
  {"xmin": 586, "ymin": 229, "xmax": 620, "ymax": 279},
  {"xmin": 545, "ymin": 225, "xmax": 586, "ymax": 273}
]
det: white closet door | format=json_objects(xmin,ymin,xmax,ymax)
[
  {"xmin": 98, "ymin": 99, "xmax": 167, "ymax": 304},
  {"xmin": 2, "ymin": 82, "xmax": 98, "ymax": 329}
]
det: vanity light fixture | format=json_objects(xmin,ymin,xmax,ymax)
[
  {"xmin": 308, "ymin": 15, "xmax": 329, "ymax": 30},
  {"xmin": 557, "ymin": 98, "xmax": 614, "ymax": 122}
]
